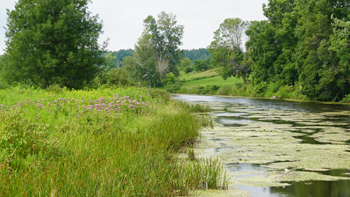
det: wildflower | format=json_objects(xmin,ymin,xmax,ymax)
[
  {"xmin": 17, "ymin": 101, "xmax": 21, "ymax": 107},
  {"xmin": 54, "ymin": 100, "xmax": 57, "ymax": 103}
]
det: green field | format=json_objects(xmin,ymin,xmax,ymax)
[
  {"xmin": 179, "ymin": 69, "xmax": 242, "ymax": 89},
  {"xmin": 181, "ymin": 75, "xmax": 242, "ymax": 89}
]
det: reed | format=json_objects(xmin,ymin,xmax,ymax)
[{"xmin": 0, "ymin": 86, "xmax": 226, "ymax": 196}]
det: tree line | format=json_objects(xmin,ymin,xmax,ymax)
[
  {"xmin": 1, "ymin": 0, "xmax": 349, "ymax": 101},
  {"xmin": 244, "ymin": 0, "xmax": 350, "ymax": 101}
]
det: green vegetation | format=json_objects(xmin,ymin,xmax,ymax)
[
  {"xmin": 122, "ymin": 12, "xmax": 184, "ymax": 87},
  {"xmin": 181, "ymin": 76, "xmax": 241, "ymax": 89},
  {"xmin": 208, "ymin": 18, "xmax": 250, "ymax": 85},
  {"xmin": 0, "ymin": 0, "xmax": 106, "ymax": 89},
  {"xmin": 182, "ymin": 48, "xmax": 211, "ymax": 62},
  {"xmin": 245, "ymin": 0, "xmax": 350, "ymax": 101},
  {"xmin": 103, "ymin": 49, "xmax": 134, "ymax": 69},
  {"xmin": 0, "ymin": 87, "xmax": 227, "ymax": 196}
]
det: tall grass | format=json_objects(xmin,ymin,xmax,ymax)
[{"xmin": 0, "ymin": 86, "xmax": 227, "ymax": 196}]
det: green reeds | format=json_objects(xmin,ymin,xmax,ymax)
[{"xmin": 0, "ymin": 87, "xmax": 227, "ymax": 196}]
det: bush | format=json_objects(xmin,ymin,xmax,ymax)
[
  {"xmin": 166, "ymin": 82, "xmax": 181, "ymax": 93},
  {"xmin": 252, "ymin": 82, "xmax": 268, "ymax": 97},
  {"xmin": 234, "ymin": 82, "xmax": 244, "ymax": 89},
  {"xmin": 217, "ymin": 85, "xmax": 233, "ymax": 95},
  {"xmin": 184, "ymin": 66, "xmax": 194, "ymax": 73}
]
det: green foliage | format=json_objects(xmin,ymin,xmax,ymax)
[
  {"xmin": 246, "ymin": 0, "xmax": 350, "ymax": 101},
  {"xmin": 182, "ymin": 48, "xmax": 211, "ymax": 62},
  {"xmin": 0, "ymin": 0, "xmax": 106, "ymax": 89},
  {"xmin": 144, "ymin": 12, "xmax": 184, "ymax": 78},
  {"xmin": 90, "ymin": 68, "xmax": 133, "ymax": 89},
  {"xmin": 178, "ymin": 57, "xmax": 192, "ymax": 71},
  {"xmin": 184, "ymin": 66, "xmax": 194, "ymax": 73},
  {"xmin": 122, "ymin": 32, "xmax": 159, "ymax": 87},
  {"xmin": 208, "ymin": 18, "xmax": 250, "ymax": 84},
  {"xmin": 0, "ymin": 108, "xmax": 59, "ymax": 165},
  {"xmin": 193, "ymin": 58, "xmax": 212, "ymax": 71},
  {"xmin": 102, "ymin": 49, "xmax": 134, "ymax": 69},
  {"xmin": 0, "ymin": 87, "xmax": 227, "ymax": 196},
  {"xmin": 166, "ymin": 83, "xmax": 181, "ymax": 93},
  {"xmin": 162, "ymin": 72, "xmax": 177, "ymax": 85}
]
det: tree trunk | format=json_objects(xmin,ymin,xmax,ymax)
[{"xmin": 242, "ymin": 73, "xmax": 247, "ymax": 84}]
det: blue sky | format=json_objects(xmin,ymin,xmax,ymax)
[{"xmin": 0, "ymin": 0, "xmax": 268, "ymax": 54}]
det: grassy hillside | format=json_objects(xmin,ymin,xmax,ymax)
[{"xmin": 181, "ymin": 76, "xmax": 242, "ymax": 89}]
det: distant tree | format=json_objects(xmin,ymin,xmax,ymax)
[
  {"xmin": 143, "ymin": 12, "xmax": 184, "ymax": 80},
  {"xmin": 0, "ymin": 0, "xmax": 107, "ymax": 89},
  {"xmin": 104, "ymin": 52, "xmax": 117, "ymax": 70},
  {"xmin": 182, "ymin": 48, "xmax": 211, "ymax": 61},
  {"xmin": 193, "ymin": 58, "xmax": 211, "ymax": 72},
  {"xmin": 178, "ymin": 57, "xmax": 192, "ymax": 71},
  {"xmin": 122, "ymin": 32, "xmax": 158, "ymax": 87},
  {"xmin": 208, "ymin": 18, "xmax": 250, "ymax": 84},
  {"xmin": 115, "ymin": 49, "xmax": 134, "ymax": 67}
]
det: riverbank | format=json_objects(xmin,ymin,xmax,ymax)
[
  {"xmin": 168, "ymin": 69, "xmax": 350, "ymax": 103},
  {"xmin": 0, "ymin": 87, "xmax": 227, "ymax": 196},
  {"xmin": 173, "ymin": 94, "xmax": 350, "ymax": 197}
]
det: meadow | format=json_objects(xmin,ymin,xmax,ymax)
[{"xmin": 0, "ymin": 86, "xmax": 227, "ymax": 196}]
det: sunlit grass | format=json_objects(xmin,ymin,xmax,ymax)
[{"xmin": 181, "ymin": 76, "xmax": 242, "ymax": 89}]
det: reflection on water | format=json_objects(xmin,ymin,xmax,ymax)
[
  {"xmin": 172, "ymin": 94, "xmax": 350, "ymax": 197},
  {"xmin": 270, "ymin": 180, "xmax": 350, "ymax": 197},
  {"xmin": 173, "ymin": 94, "xmax": 350, "ymax": 113}
]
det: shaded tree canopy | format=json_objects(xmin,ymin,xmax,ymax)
[
  {"xmin": 246, "ymin": 0, "xmax": 350, "ymax": 101},
  {"xmin": 0, "ymin": 0, "xmax": 107, "ymax": 89}
]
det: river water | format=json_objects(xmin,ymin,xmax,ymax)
[{"xmin": 172, "ymin": 94, "xmax": 350, "ymax": 197}]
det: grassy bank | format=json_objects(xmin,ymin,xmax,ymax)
[
  {"xmin": 0, "ymin": 86, "xmax": 227, "ymax": 196},
  {"xmin": 171, "ymin": 69, "xmax": 311, "ymax": 101}
]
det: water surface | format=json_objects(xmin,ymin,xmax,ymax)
[{"xmin": 173, "ymin": 94, "xmax": 350, "ymax": 197}]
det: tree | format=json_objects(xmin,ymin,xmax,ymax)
[
  {"xmin": 143, "ymin": 12, "xmax": 184, "ymax": 80},
  {"xmin": 294, "ymin": 0, "xmax": 350, "ymax": 100},
  {"xmin": 0, "ymin": 0, "xmax": 106, "ymax": 89},
  {"xmin": 177, "ymin": 57, "xmax": 192, "ymax": 71},
  {"xmin": 182, "ymin": 48, "xmax": 211, "ymax": 61},
  {"xmin": 193, "ymin": 58, "xmax": 211, "ymax": 72},
  {"xmin": 122, "ymin": 32, "xmax": 158, "ymax": 87},
  {"xmin": 208, "ymin": 18, "xmax": 250, "ymax": 84}
]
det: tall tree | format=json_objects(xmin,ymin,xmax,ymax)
[
  {"xmin": 208, "ymin": 18, "xmax": 250, "ymax": 84},
  {"xmin": 0, "ymin": 0, "xmax": 106, "ymax": 89},
  {"xmin": 122, "ymin": 32, "xmax": 158, "ymax": 87},
  {"xmin": 294, "ymin": 0, "xmax": 350, "ymax": 100},
  {"xmin": 143, "ymin": 12, "xmax": 184, "ymax": 80}
]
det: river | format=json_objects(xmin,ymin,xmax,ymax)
[{"xmin": 172, "ymin": 94, "xmax": 350, "ymax": 197}]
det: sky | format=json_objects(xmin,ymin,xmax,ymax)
[{"xmin": 0, "ymin": 0, "xmax": 268, "ymax": 55}]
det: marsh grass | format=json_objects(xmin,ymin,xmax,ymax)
[{"xmin": 0, "ymin": 86, "xmax": 227, "ymax": 196}]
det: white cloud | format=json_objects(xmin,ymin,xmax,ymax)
[{"xmin": 0, "ymin": 0, "xmax": 268, "ymax": 54}]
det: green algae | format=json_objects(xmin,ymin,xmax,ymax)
[
  {"xmin": 192, "ymin": 102, "xmax": 350, "ymax": 190},
  {"xmin": 191, "ymin": 188, "xmax": 251, "ymax": 197}
]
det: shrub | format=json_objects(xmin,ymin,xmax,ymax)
[
  {"xmin": 217, "ymin": 85, "xmax": 233, "ymax": 95},
  {"xmin": 234, "ymin": 82, "xmax": 244, "ymax": 89},
  {"xmin": 184, "ymin": 66, "xmax": 194, "ymax": 73},
  {"xmin": 166, "ymin": 82, "xmax": 181, "ymax": 93}
]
